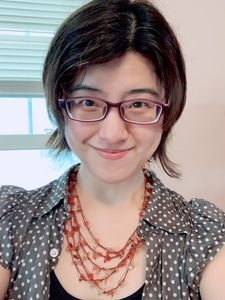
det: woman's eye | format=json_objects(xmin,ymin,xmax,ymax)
[
  {"xmin": 81, "ymin": 98, "xmax": 95, "ymax": 106},
  {"xmin": 131, "ymin": 101, "xmax": 146, "ymax": 108}
]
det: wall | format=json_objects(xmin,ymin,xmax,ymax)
[{"xmin": 151, "ymin": 1, "xmax": 225, "ymax": 210}]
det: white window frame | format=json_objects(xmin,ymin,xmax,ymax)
[{"xmin": 0, "ymin": 0, "xmax": 87, "ymax": 151}]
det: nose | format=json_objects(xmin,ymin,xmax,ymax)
[{"xmin": 98, "ymin": 108, "xmax": 129, "ymax": 144}]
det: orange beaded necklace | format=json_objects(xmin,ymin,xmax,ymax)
[{"xmin": 64, "ymin": 168, "xmax": 151, "ymax": 297}]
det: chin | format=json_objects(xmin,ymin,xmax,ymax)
[{"xmin": 87, "ymin": 163, "xmax": 143, "ymax": 185}]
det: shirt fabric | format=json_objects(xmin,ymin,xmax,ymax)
[{"xmin": 1, "ymin": 164, "xmax": 225, "ymax": 300}]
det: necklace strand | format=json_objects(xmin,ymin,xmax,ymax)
[{"xmin": 64, "ymin": 168, "xmax": 151, "ymax": 297}]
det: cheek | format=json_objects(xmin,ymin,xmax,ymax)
[
  {"xmin": 135, "ymin": 124, "xmax": 163, "ymax": 153},
  {"xmin": 138, "ymin": 123, "xmax": 162, "ymax": 143},
  {"xmin": 64, "ymin": 120, "xmax": 96, "ymax": 150},
  {"xmin": 64, "ymin": 121, "xmax": 82, "ymax": 150}
]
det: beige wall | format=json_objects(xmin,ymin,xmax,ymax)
[{"xmin": 151, "ymin": 1, "xmax": 225, "ymax": 210}]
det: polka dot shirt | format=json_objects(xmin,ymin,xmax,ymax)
[{"xmin": 1, "ymin": 164, "xmax": 225, "ymax": 300}]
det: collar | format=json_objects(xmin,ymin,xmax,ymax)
[
  {"xmin": 140, "ymin": 170, "xmax": 192, "ymax": 235},
  {"xmin": 30, "ymin": 164, "xmax": 79, "ymax": 218},
  {"xmin": 31, "ymin": 165, "xmax": 191, "ymax": 235}
]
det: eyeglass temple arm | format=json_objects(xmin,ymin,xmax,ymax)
[{"xmin": 58, "ymin": 99, "xmax": 67, "ymax": 109}]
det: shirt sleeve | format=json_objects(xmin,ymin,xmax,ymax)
[
  {"xmin": 0, "ymin": 185, "xmax": 25, "ymax": 269},
  {"xmin": 186, "ymin": 198, "xmax": 225, "ymax": 293}
]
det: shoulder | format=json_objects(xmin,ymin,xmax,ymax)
[
  {"xmin": 186, "ymin": 198, "xmax": 225, "ymax": 298},
  {"xmin": 0, "ymin": 165, "xmax": 75, "ymax": 219},
  {"xmin": 0, "ymin": 184, "xmax": 27, "ymax": 221},
  {"xmin": 188, "ymin": 197, "xmax": 225, "ymax": 222},
  {"xmin": 0, "ymin": 181, "xmax": 56, "ymax": 218},
  {"xmin": 0, "ymin": 185, "xmax": 27, "ymax": 269},
  {"xmin": 166, "ymin": 188, "xmax": 225, "ymax": 259},
  {"xmin": 0, "ymin": 166, "xmax": 74, "ymax": 269},
  {"xmin": 148, "ymin": 171, "xmax": 225, "ymax": 293},
  {"xmin": 150, "ymin": 170, "xmax": 225, "ymax": 233},
  {"xmin": 186, "ymin": 197, "xmax": 225, "ymax": 248},
  {"xmin": 169, "ymin": 192, "xmax": 225, "ymax": 296}
]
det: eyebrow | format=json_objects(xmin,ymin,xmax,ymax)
[
  {"xmin": 72, "ymin": 84, "xmax": 161, "ymax": 98},
  {"xmin": 127, "ymin": 88, "xmax": 161, "ymax": 98},
  {"xmin": 72, "ymin": 84, "xmax": 101, "ymax": 93}
]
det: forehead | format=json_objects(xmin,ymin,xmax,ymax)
[{"xmin": 72, "ymin": 51, "xmax": 164, "ymax": 98}]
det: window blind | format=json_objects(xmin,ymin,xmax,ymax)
[{"xmin": 0, "ymin": 0, "xmax": 86, "ymax": 96}]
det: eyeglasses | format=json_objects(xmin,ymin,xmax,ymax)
[{"xmin": 59, "ymin": 96, "xmax": 169, "ymax": 125}]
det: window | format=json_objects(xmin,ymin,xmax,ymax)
[
  {"xmin": 0, "ymin": 97, "xmax": 52, "ymax": 135},
  {"xmin": 0, "ymin": 0, "xmax": 85, "ymax": 187}
]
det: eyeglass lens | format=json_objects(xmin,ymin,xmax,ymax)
[{"xmin": 65, "ymin": 97, "xmax": 163, "ymax": 123}]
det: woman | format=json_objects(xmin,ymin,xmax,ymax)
[{"xmin": 1, "ymin": 0, "xmax": 225, "ymax": 299}]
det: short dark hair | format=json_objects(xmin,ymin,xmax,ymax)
[{"xmin": 43, "ymin": 0, "xmax": 186, "ymax": 178}]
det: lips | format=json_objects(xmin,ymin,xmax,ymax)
[{"xmin": 91, "ymin": 146, "xmax": 133, "ymax": 160}]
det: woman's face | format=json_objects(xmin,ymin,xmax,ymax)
[{"xmin": 64, "ymin": 51, "xmax": 165, "ymax": 184}]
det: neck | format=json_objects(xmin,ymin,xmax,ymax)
[{"xmin": 76, "ymin": 165, "xmax": 145, "ymax": 207}]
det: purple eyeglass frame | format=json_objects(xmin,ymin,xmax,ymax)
[{"xmin": 58, "ymin": 96, "xmax": 169, "ymax": 125}]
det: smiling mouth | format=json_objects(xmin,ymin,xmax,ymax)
[
  {"xmin": 91, "ymin": 146, "xmax": 133, "ymax": 152},
  {"xmin": 91, "ymin": 146, "xmax": 133, "ymax": 160}
]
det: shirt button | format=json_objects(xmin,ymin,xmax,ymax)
[{"xmin": 50, "ymin": 248, "xmax": 59, "ymax": 258}]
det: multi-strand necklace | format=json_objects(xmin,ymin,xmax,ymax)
[{"xmin": 64, "ymin": 168, "xmax": 151, "ymax": 297}]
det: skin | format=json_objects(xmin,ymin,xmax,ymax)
[
  {"xmin": 1, "ymin": 51, "xmax": 225, "ymax": 299},
  {"xmin": 200, "ymin": 245, "xmax": 225, "ymax": 299},
  {"xmin": 63, "ymin": 50, "xmax": 225, "ymax": 299},
  {"xmin": 64, "ymin": 51, "xmax": 165, "ymax": 204},
  {"xmin": 55, "ymin": 51, "xmax": 165, "ymax": 299},
  {"xmin": 0, "ymin": 266, "xmax": 10, "ymax": 300}
]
